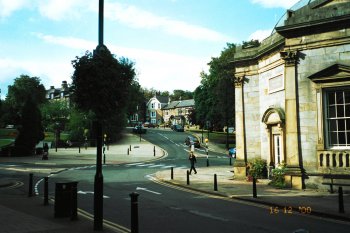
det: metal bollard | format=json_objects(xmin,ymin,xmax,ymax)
[
  {"xmin": 339, "ymin": 187, "xmax": 345, "ymax": 213},
  {"xmin": 78, "ymin": 146, "xmax": 81, "ymax": 153},
  {"xmin": 153, "ymin": 146, "xmax": 155, "ymax": 156},
  {"xmin": 130, "ymin": 192, "xmax": 139, "ymax": 233},
  {"xmin": 127, "ymin": 148, "xmax": 129, "ymax": 155},
  {"xmin": 103, "ymin": 153, "xmax": 106, "ymax": 165},
  {"xmin": 187, "ymin": 170, "xmax": 190, "ymax": 185},
  {"xmin": 253, "ymin": 177, "xmax": 257, "ymax": 198},
  {"xmin": 130, "ymin": 145, "xmax": 131, "ymax": 151},
  {"xmin": 214, "ymin": 174, "xmax": 218, "ymax": 191},
  {"xmin": 28, "ymin": 173, "xmax": 33, "ymax": 197},
  {"xmin": 171, "ymin": 167, "xmax": 174, "ymax": 180},
  {"xmin": 206, "ymin": 156, "xmax": 209, "ymax": 167},
  {"xmin": 229, "ymin": 157, "xmax": 232, "ymax": 166},
  {"xmin": 44, "ymin": 177, "xmax": 49, "ymax": 205}
]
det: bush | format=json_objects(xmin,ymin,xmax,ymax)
[
  {"xmin": 269, "ymin": 164, "xmax": 286, "ymax": 188},
  {"xmin": 248, "ymin": 158, "xmax": 267, "ymax": 179}
]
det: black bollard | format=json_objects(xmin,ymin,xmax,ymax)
[
  {"xmin": 153, "ymin": 146, "xmax": 156, "ymax": 156},
  {"xmin": 187, "ymin": 170, "xmax": 190, "ymax": 185},
  {"xmin": 44, "ymin": 177, "xmax": 49, "ymax": 205},
  {"xmin": 171, "ymin": 167, "xmax": 174, "ymax": 180},
  {"xmin": 103, "ymin": 153, "xmax": 106, "ymax": 165},
  {"xmin": 339, "ymin": 187, "xmax": 345, "ymax": 213},
  {"xmin": 127, "ymin": 148, "xmax": 129, "ymax": 155},
  {"xmin": 214, "ymin": 174, "xmax": 218, "ymax": 191},
  {"xmin": 28, "ymin": 173, "xmax": 33, "ymax": 197},
  {"xmin": 229, "ymin": 157, "xmax": 232, "ymax": 166},
  {"xmin": 206, "ymin": 157, "xmax": 209, "ymax": 167},
  {"xmin": 253, "ymin": 177, "xmax": 257, "ymax": 198},
  {"xmin": 79, "ymin": 146, "xmax": 81, "ymax": 153},
  {"xmin": 130, "ymin": 192, "xmax": 139, "ymax": 233},
  {"xmin": 130, "ymin": 145, "xmax": 131, "ymax": 151}
]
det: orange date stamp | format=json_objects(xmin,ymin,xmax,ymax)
[{"xmin": 269, "ymin": 206, "xmax": 312, "ymax": 214}]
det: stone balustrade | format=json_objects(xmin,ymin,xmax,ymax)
[{"xmin": 318, "ymin": 151, "xmax": 350, "ymax": 169}]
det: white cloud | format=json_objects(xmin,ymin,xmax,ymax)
[
  {"xmin": 104, "ymin": 2, "xmax": 230, "ymax": 42},
  {"xmin": 37, "ymin": 0, "xmax": 94, "ymax": 21},
  {"xmin": 34, "ymin": 33, "xmax": 96, "ymax": 50},
  {"xmin": 29, "ymin": 34, "xmax": 205, "ymax": 91},
  {"xmin": 248, "ymin": 29, "xmax": 273, "ymax": 41},
  {"xmin": 0, "ymin": 0, "xmax": 27, "ymax": 18},
  {"xmin": 251, "ymin": 0, "xmax": 300, "ymax": 9}
]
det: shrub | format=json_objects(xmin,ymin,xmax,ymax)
[
  {"xmin": 248, "ymin": 158, "xmax": 267, "ymax": 179},
  {"xmin": 269, "ymin": 164, "xmax": 286, "ymax": 188}
]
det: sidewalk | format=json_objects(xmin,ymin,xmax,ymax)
[
  {"xmin": 0, "ymin": 133, "xmax": 165, "ymax": 233},
  {"xmin": 155, "ymin": 165, "xmax": 350, "ymax": 221}
]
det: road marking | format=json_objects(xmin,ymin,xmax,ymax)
[
  {"xmin": 78, "ymin": 208, "xmax": 130, "ymax": 233},
  {"xmin": 136, "ymin": 187, "xmax": 161, "ymax": 195},
  {"xmin": 189, "ymin": 210, "xmax": 229, "ymax": 222},
  {"xmin": 78, "ymin": 190, "xmax": 110, "ymax": 198},
  {"xmin": 137, "ymin": 163, "xmax": 154, "ymax": 167},
  {"xmin": 162, "ymin": 165, "xmax": 174, "ymax": 169},
  {"xmin": 148, "ymin": 164, "xmax": 165, "ymax": 168}
]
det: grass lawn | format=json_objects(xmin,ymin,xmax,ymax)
[
  {"xmin": 0, "ymin": 139, "xmax": 14, "ymax": 147},
  {"xmin": 187, "ymin": 126, "xmax": 236, "ymax": 149}
]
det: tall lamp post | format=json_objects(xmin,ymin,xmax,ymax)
[{"xmin": 94, "ymin": 0, "xmax": 104, "ymax": 230}]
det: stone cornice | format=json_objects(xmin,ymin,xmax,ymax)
[{"xmin": 277, "ymin": 15, "xmax": 350, "ymax": 38}]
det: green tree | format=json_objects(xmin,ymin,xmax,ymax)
[
  {"xmin": 3, "ymin": 75, "xmax": 46, "ymax": 126},
  {"xmin": 194, "ymin": 43, "xmax": 236, "ymax": 132},
  {"xmin": 6, "ymin": 75, "xmax": 46, "ymax": 110},
  {"xmin": 14, "ymin": 98, "xmax": 44, "ymax": 156},
  {"xmin": 170, "ymin": 90, "xmax": 193, "ymax": 101},
  {"xmin": 71, "ymin": 46, "xmax": 136, "ymax": 139},
  {"xmin": 41, "ymin": 100, "xmax": 70, "ymax": 132}
]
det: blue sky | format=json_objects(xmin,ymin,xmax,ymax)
[{"xmin": 0, "ymin": 0, "xmax": 300, "ymax": 99}]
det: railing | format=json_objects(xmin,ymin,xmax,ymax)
[{"xmin": 318, "ymin": 151, "xmax": 350, "ymax": 168}]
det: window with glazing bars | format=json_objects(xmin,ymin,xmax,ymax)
[{"xmin": 325, "ymin": 88, "xmax": 350, "ymax": 148}]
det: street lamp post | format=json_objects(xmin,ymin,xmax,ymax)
[{"xmin": 94, "ymin": 0, "xmax": 104, "ymax": 231}]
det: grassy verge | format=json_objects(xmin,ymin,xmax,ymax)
[{"xmin": 186, "ymin": 126, "xmax": 236, "ymax": 149}]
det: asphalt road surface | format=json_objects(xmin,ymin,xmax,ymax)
[{"xmin": 21, "ymin": 129, "xmax": 350, "ymax": 232}]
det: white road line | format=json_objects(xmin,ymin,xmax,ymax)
[
  {"xmin": 162, "ymin": 165, "xmax": 174, "ymax": 169},
  {"xmin": 148, "ymin": 164, "xmax": 165, "ymax": 168}
]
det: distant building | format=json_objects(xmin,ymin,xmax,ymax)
[
  {"xmin": 162, "ymin": 99, "xmax": 195, "ymax": 126},
  {"xmin": 146, "ymin": 95, "xmax": 169, "ymax": 125},
  {"xmin": 46, "ymin": 81, "xmax": 70, "ymax": 101}
]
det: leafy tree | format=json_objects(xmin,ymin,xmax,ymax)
[
  {"xmin": 194, "ymin": 43, "xmax": 236, "ymax": 132},
  {"xmin": 170, "ymin": 90, "xmax": 193, "ymax": 101},
  {"xmin": 6, "ymin": 75, "xmax": 46, "ymax": 110},
  {"xmin": 41, "ymin": 100, "xmax": 70, "ymax": 132},
  {"xmin": 71, "ymin": 45, "xmax": 136, "ymax": 139},
  {"xmin": 3, "ymin": 75, "xmax": 46, "ymax": 126},
  {"xmin": 66, "ymin": 108, "xmax": 94, "ymax": 142},
  {"xmin": 14, "ymin": 98, "xmax": 44, "ymax": 156}
]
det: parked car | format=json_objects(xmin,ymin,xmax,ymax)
[
  {"xmin": 173, "ymin": 125, "xmax": 184, "ymax": 132},
  {"xmin": 185, "ymin": 136, "xmax": 200, "ymax": 148},
  {"xmin": 132, "ymin": 125, "xmax": 147, "ymax": 134},
  {"xmin": 142, "ymin": 122, "xmax": 150, "ymax": 127}
]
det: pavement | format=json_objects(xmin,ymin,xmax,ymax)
[{"xmin": 0, "ymin": 131, "xmax": 349, "ymax": 233}]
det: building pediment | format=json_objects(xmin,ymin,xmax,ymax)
[{"xmin": 307, "ymin": 63, "xmax": 350, "ymax": 83}]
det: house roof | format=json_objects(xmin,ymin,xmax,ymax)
[
  {"xmin": 162, "ymin": 101, "xmax": 180, "ymax": 110},
  {"xmin": 155, "ymin": 95, "xmax": 169, "ymax": 104},
  {"xmin": 177, "ymin": 99, "xmax": 195, "ymax": 108}
]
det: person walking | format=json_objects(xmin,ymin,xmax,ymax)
[{"xmin": 189, "ymin": 151, "xmax": 197, "ymax": 174}]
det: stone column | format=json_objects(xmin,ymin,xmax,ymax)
[
  {"xmin": 281, "ymin": 50, "xmax": 304, "ymax": 189},
  {"xmin": 234, "ymin": 75, "xmax": 247, "ymax": 178}
]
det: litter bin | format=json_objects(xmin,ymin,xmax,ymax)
[{"xmin": 54, "ymin": 182, "xmax": 78, "ymax": 219}]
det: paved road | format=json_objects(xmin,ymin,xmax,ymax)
[{"xmin": 33, "ymin": 129, "xmax": 349, "ymax": 233}]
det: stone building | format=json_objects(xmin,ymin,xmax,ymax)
[{"xmin": 233, "ymin": 0, "xmax": 350, "ymax": 189}]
